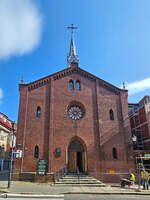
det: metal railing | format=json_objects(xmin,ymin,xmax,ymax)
[{"xmin": 53, "ymin": 165, "xmax": 67, "ymax": 184}]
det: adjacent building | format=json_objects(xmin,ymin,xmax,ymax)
[
  {"xmin": 128, "ymin": 96, "xmax": 150, "ymax": 171},
  {"xmin": 0, "ymin": 112, "xmax": 16, "ymax": 170},
  {"xmin": 129, "ymin": 96, "xmax": 150, "ymax": 150}
]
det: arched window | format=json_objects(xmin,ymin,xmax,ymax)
[
  {"xmin": 109, "ymin": 109, "xmax": 114, "ymax": 120},
  {"xmin": 76, "ymin": 80, "xmax": 80, "ymax": 91},
  {"xmin": 112, "ymin": 147, "xmax": 117, "ymax": 160},
  {"xmin": 36, "ymin": 107, "xmax": 41, "ymax": 118},
  {"xmin": 34, "ymin": 145, "xmax": 39, "ymax": 158},
  {"xmin": 69, "ymin": 80, "xmax": 74, "ymax": 91}
]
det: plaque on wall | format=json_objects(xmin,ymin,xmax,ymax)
[{"xmin": 37, "ymin": 159, "xmax": 48, "ymax": 176}]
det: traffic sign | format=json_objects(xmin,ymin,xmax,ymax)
[{"xmin": 9, "ymin": 152, "xmax": 15, "ymax": 158}]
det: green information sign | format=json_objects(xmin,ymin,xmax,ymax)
[{"xmin": 37, "ymin": 159, "xmax": 48, "ymax": 176}]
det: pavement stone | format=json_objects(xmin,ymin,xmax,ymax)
[{"xmin": 0, "ymin": 181, "xmax": 150, "ymax": 196}]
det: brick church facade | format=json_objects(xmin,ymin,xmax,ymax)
[{"xmin": 14, "ymin": 26, "xmax": 134, "ymax": 182}]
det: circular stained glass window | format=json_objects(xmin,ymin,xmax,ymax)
[{"xmin": 68, "ymin": 106, "xmax": 84, "ymax": 120}]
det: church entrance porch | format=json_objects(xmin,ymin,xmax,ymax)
[{"xmin": 68, "ymin": 140, "xmax": 87, "ymax": 174}]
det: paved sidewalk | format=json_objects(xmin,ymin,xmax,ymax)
[{"xmin": 0, "ymin": 181, "xmax": 150, "ymax": 195}]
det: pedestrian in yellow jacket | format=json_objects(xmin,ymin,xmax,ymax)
[{"xmin": 141, "ymin": 169, "xmax": 149, "ymax": 190}]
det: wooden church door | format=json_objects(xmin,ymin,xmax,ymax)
[{"xmin": 68, "ymin": 151, "xmax": 77, "ymax": 172}]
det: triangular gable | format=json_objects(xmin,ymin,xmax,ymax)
[
  {"xmin": 53, "ymin": 66, "xmax": 123, "ymax": 95},
  {"xmin": 21, "ymin": 66, "xmax": 126, "ymax": 95}
]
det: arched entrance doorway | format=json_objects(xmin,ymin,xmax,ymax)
[{"xmin": 68, "ymin": 140, "xmax": 87, "ymax": 173}]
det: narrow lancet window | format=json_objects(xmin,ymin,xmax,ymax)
[
  {"xmin": 109, "ymin": 109, "xmax": 114, "ymax": 120},
  {"xmin": 76, "ymin": 80, "xmax": 80, "ymax": 91},
  {"xmin": 34, "ymin": 145, "xmax": 39, "ymax": 158},
  {"xmin": 112, "ymin": 147, "xmax": 117, "ymax": 160},
  {"xmin": 37, "ymin": 107, "xmax": 41, "ymax": 118},
  {"xmin": 69, "ymin": 80, "xmax": 74, "ymax": 91}
]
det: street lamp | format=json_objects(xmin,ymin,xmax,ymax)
[{"xmin": 8, "ymin": 121, "xmax": 15, "ymax": 188}]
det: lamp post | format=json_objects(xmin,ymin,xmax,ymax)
[{"xmin": 8, "ymin": 121, "xmax": 15, "ymax": 188}]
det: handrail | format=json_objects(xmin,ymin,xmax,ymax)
[{"xmin": 53, "ymin": 165, "xmax": 67, "ymax": 184}]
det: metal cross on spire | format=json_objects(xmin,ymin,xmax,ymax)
[
  {"xmin": 67, "ymin": 24, "xmax": 79, "ymax": 67},
  {"xmin": 67, "ymin": 24, "xmax": 78, "ymax": 33}
]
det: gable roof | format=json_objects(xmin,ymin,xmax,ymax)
[
  {"xmin": 20, "ymin": 66, "xmax": 127, "ymax": 95},
  {"xmin": 0, "ymin": 112, "xmax": 13, "ymax": 131}
]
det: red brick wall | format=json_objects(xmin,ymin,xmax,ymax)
[
  {"xmin": 14, "ymin": 82, "xmax": 51, "ymax": 173},
  {"xmin": 139, "ymin": 107, "xmax": 147, "ymax": 124},
  {"xmin": 50, "ymin": 73, "xmax": 98, "ymax": 173},
  {"xmin": 14, "ymin": 84, "xmax": 28, "ymax": 173}
]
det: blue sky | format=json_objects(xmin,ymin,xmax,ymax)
[{"xmin": 1, "ymin": 0, "xmax": 150, "ymax": 122}]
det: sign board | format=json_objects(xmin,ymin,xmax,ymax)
[
  {"xmin": 9, "ymin": 152, "xmax": 15, "ymax": 158},
  {"xmin": 109, "ymin": 170, "xmax": 115, "ymax": 174},
  {"xmin": 37, "ymin": 159, "xmax": 48, "ymax": 176},
  {"xmin": 16, "ymin": 150, "xmax": 22, "ymax": 158}
]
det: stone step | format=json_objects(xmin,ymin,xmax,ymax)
[
  {"xmin": 61, "ymin": 176, "xmax": 96, "ymax": 181},
  {"xmin": 57, "ymin": 180, "xmax": 102, "ymax": 183},
  {"xmin": 55, "ymin": 183, "xmax": 106, "ymax": 187},
  {"xmin": 63, "ymin": 174, "xmax": 91, "ymax": 178},
  {"xmin": 58, "ymin": 178, "xmax": 101, "ymax": 181}
]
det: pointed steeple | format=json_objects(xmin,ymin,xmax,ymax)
[{"xmin": 67, "ymin": 24, "xmax": 79, "ymax": 67}]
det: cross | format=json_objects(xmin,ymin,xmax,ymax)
[{"xmin": 67, "ymin": 24, "xmax": 78, "ymax": 33}]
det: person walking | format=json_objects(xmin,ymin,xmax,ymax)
[{"xmin": 141, "ymin": 169, "xmax": 149, "ymax": 190}]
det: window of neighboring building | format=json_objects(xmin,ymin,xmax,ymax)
[
  {"xmin": 36, "ymin": 107, "xmax": 41, "ymax": 118},
  {"xmin": 109, "ymin": 109, "xmax": 114, "ymax": 120},
  {"xmin": 69, "ymin": 80, "xmax": 74, "ymax": 91},
  {"xmin": 0, "ymin": 136, "xmax": 5, "ymax": 141},
  {"xmin": 34, "ymin": 145, "xmax": 39, "ymax": 158},
  {"xmin": 112, "ymin": 147, "xmax": 118, "ymax": 160},
  {"xmin": 0, "ymin": 145, "xmax": 5, "ymax": 158},
  {"xmin": 76, "ymin": 80, "xmax": 80, "ymax": 91}
]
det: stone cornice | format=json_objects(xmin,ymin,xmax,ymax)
[
  {"xmin": 27, "ymin": 79, "xmax": 50, "ymax": 91},
  {"xmin": 53, "ymin": 67, "xmax": 96, "ymax": 82},
  {"xmin": 98, "ymin": 79, "xmax": 120, "ymax": 95}
]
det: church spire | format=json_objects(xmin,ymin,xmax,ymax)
[{"xmin": 67, "ymin": 24, "xmax": 79, "ymax": 67}]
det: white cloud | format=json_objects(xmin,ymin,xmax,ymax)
[
  {"xmin": 0, "ymin": 0, "xmax": 43, "ymax": 60},
  {"xmin": 126, "ymin": 77, "xmax": 150, "ymax": 95},
  {"xmin": 0, "ymin": 88, "xmax": 3, "ymax": 104}
]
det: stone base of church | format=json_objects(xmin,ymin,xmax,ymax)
[
  {"xmin": 101, "ymin": 174, "xmax": 129, "ymax": 183},
  {"xmin": 12, "ymin": 171, "xmax": 130, "ymax": 184},
  {"xmin": 90, "ymin": 171, "xmax": 129, "ymax": 183},
  {"xmin": 12, "ymin": 173, "xmax": 54, "ymax": 182}
]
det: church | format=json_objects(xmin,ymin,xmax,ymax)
[{"xmin": 14, "ymin": 25, "xmax": 134, "ymax": 182}]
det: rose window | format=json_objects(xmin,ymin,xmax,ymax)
[{"xmin": 68, "ymin": 106, "xmax": 84, "ymax": 120}]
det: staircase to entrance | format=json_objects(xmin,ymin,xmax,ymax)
[{"xmin": 54, "ymin": 174, "xmax": 106, "ymax": 187}]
